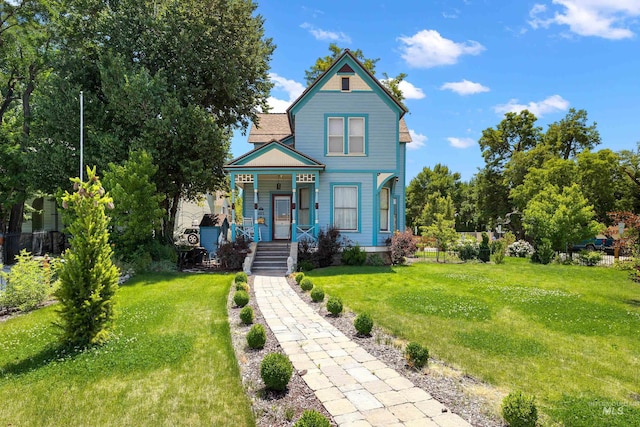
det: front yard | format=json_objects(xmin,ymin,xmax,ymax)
[
  {"xmin": 0, "ymin": 273, "xmax": 254, "ymax": 426},
  {"xmin": 306, "ymin": 258, "xmax": 640, "ymax": 426}
]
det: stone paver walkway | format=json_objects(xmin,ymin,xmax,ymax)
[{"xmin": 254, "ymin": 275, "xmax": 472, "ymax": 427}]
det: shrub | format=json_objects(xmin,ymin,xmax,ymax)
[
  {"xmin": 491, "ymin": 240, "xmax": 506, "ymax": 264},
  {"xmin": 501, "ymin": 391, "xmax": 538, "ymax": 427},
  {"xmin": 246, "ymin": 324, "xmax": 266, "ymax": 349},
  {"xmin": 507, "ymin": 240, "xmax": 534, "ymax": 258},
  {"xmin": 0, "ymin": 250, "xmax": 49, "ymax": 312},
  {"xmin": 389, "ymin": 230, "xmax": 417, "ymax": 265},
  {"xmin": 456, "ymin": 239, "xmax": 479, "ymax": 261},
  {"xmin": 532, "ymin": 238, "xmax": 555, "ymax": 265},
  {"xmin": 326, "ymin": 296, "xmax": 343, "ymax": 316},
  {"xmin": 300, "ymin": 277, "xmax": 314, "ymax": 292},
  {"xmin": 236, "ymin": 281, "xmax": 249, "ymax": 292},
  {"xmin": 404, "ymin": 342, "xmax": 429, "ymax": 369},
  {"xmin": 293, "ymin": 410, "xmax": 331, "ymax": 427},
  {"xmin": 503, "ymin": 231, "xmax": 516, "ymax": 249},
  {"xmin": 310, "ymin": 287, "xmax": 325, "ymax": 302},
  {"xmin": 354, "ymin": 312, "xmax": 373, "ymax": 336},
  {"xmin": 217, "ymin": 237, "xmax": 250, "ymax": 270},
  {"xmin": 577, "ymin": 250, "xmax": 602, "ymax": 266},
  {"xmin": 235, "ymin": 272, "xmax": 248, "ymax": 283},
  {"xmin": 341, "ymin": 244, "xmax": 367, "ymax": 266},
  {"xmin": 316, "ymin": 226, "xmax": 342, "ymax": 268},
  {"xmin": 294, "ymin": 272, "xmax": 305, "ymax": 284},
  {"xmin": 297, "ymin": 260, "xmax": 315, "ymax": 272},
  {"xmin": 297, "ymin": 239, "xmax": 317, "ymax": 270},
  {"xmin": 240, "ymin": 306, "xmax": 254, "ymax": 324},
  {"xmin": 260, "ymin": 352, "xmax": 293, "ymax": 391},
  {"xmin": 234, "ymin": 290, "xmax": 249, "ymax": 307},
  {"xmin": 366, "ymin": 253, "xmax": 385, "ymax": 266},
  {"xmin": 478, "ymin": 232, "xmax": 491, "ymax": 263}
]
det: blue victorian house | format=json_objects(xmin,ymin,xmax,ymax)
[{"xmin": 224, "ymin": 50, "xmax": 411, "ymax": 256}]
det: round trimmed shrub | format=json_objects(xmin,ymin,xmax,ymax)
[
  {"xmin": 354, "ymin": 312, "xmax": 373, "ymax": 336},
  {"xmin": 234, "ymin": 271, "xmax": 248, "ymax": 283},
  {"xmin": 310, "ymin": 287, "xmax": 325, "ymax": 302},
  {"xmin": 404, "ymin": 342, "xmax": 429, "ymax": 369},
  {"xmin": 260, "ymin": 352, "xmax": 293, "ymax": 391},
  {"xmin": 501, "ymin": 391, "xmax": 538, "ymax": 427},
  {"xmin": 236, "ymin": 281, "xmax": 250, "ymax": 292},
  {"xmin": 295, "ymin": 272, "xmax": 305, "ymax": 284},
  {"xmin": 233, "ymin": 290, "xmax": 249, "ymax": 307},
  {"xmin": 300, "ymin": 277, "xmax": 314, "ymax": 292},
  {"xmin": 246, "ymin": 324, "xmax": 266, "ymax": 349},
  {"xmin": 240, "ymin": 306, "xmax": 254, "ymax": 325},
  {"xmin": 293, "ymin": 409, "xmax": 331, "ymax": 427},
  {"xmin": 326, "ymin": 296, "xmax": 343, "ymax": 316}
]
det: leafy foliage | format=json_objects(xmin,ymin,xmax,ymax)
[
  {"xmin": 246, "ymin": 324, "xmax": 266, "ymax": 349},
  {"xmin": 341, "ymin": 244, "xmax": 367, "ymax": 266},
  {"xmin": 326, "ymin": 296, "xmax": 343, "ymax": 316},
  {"xmin": 236, "ymin": 282, "xmax": 249, "ymax": 292},
  {"xmin": 507, "ymin": 240, "xmax": 535, "ymax": 258},
  {"xmin": 389, "ymin": 230, "xmax": 417, "ymax": 265},
  {"xmin": 354, "ymin": 312, "xmax": 373, "ymax": 336},
  {"xmin": 456, "ymin": 239, "xmax": 479, "ymax": 261},
  {"xmin": 235, "ymin": 272, "xmax": 248, "ymax": 284},
  {"xmin": 239, "ymin": 306, "xmax": 253, "ymax": 325},
  {"xmin": 217, "ymin": 238, "xmax": 250, "ymax": 271},
  {"xmin": 502, "ymin": 391, "xmax": 538, "ymax": 427},
  {"xmin": 577, "ymin": 250, "xmax": 602, "ymax": 267},
  {"xmin": 260, "ymin": 353, "xmax": 293, "ymax": 391},
  {"xmin": 491, "ymin": 240, "xmax": 507, "ymax": 264},
  {"xmin": 55, "ymin": 167, "xmax": 120, "ymax": 346},
  {"xmin": 316, "ymin": 226, "xmax": 341, "ymax": 268},
  {"xmin": 478, "ymin": 232, "xmax": 491, "ymax": 263},
  {"xmin": 404, "ymin": 342, "xmax": 429, "ymax": 369},
  {"xmin": 294, "ymin": 272, "xmax": 305, "ymax": 284},
  {"xmin": 233, "ymin": 290, "xmax": 249, "ymax": 308},
  {"xmin": 366, "ymin": 253, "xmax": 385, "ymax": 266},
  {"xmin": 300, "ymin": 278, "xmax": 313, "ymax": 292},
  {"xmin": 406, "ymin": 164, "xmax": 461, "ymax": 230},
  {"xmin": 293, "ymin": 409, "xmax": 331, "ymax": 427},
  {"xmin": 532, "ymin": 238, "xmax": 555, "ymax": 265},
  {"xmin": 310, "ymin": 287, "xmax": 324, "ymax": 303},
  {"xmin": 0, "ymin": 250, "xmax": 50, "ymax": 311}
]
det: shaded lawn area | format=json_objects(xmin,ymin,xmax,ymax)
[
  {"xmin": 307, "ymin": 258, "xmax": 640, "ymax": 426},
  {"xmin": 0, "ymin": 273, "xmax": 254, "ymax": 427}
]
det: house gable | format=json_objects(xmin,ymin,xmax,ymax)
[{"xmin": 225, "ymin": 141, "xmax": 324, "ymax": 170}]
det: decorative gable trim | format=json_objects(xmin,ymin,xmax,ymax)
[
  {"xmin": 337, "ymin": 63, "xmax": 355, "ymax": 74},
  {"xmin": 225, "ymin": 141, "xmax": 325, "ymax": 170}
]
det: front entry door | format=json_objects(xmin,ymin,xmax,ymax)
[{"xmin": 273, "ymin": 195, "xmax": 291, "ymax": 240}]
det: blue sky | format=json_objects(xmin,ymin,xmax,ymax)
[{"xmin": 231, "ymin": 0, "xmax": 640, "ymax": 182}]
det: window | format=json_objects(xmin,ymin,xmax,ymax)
[
  {"xmin": 380, "ymin": 188, "xmax": 390, "ymax": 232},
  {"xmin": 328, "ymin": 117, "xmax": 344, "ymax": 154},
  {"xmin": 326, "ymin": 115, "xmax": 366, "ymax": 155},
  {"xmin": 298, "ymin": 187, "xmax": 310, "ymax": 225},
  {"xmin": 341, "ymin": 77, "xmax": 350, "ymax": 91},
  {"xmin": 333, "ymin": 186, "xmax": 358, "ymax": 231}
]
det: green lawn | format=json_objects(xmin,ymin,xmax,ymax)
[
  {"xmin": 0, "ymin": 273, "xmax": 254, "ymax": 427},
  {"xmin": 307, "ymin": 258, "xmax": 640, "ymax": 426}
]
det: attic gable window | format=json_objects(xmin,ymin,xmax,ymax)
[{"xmin": 341, "ymin": 77, "xmax": 350, "ymax": 91}]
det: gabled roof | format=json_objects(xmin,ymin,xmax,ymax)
[
  {"xmin": 287, "ymin": 49, "xmax": 408, "ymax": 119},
  {"xmin": 225, "ymin": 140, "xmax": 325, "ymax": 170},
  {"xmin": 248, "ymin": 113, "xmax": 292, "ymax": 143}
]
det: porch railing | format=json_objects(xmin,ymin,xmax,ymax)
[{"xmin": 296, "ymin": 225, "xmax": 316, "ymax": 242}]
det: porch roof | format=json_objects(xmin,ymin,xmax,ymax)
[{"xmin": 224, "ymin": 140, "xmax": 325, "ymax": 171}]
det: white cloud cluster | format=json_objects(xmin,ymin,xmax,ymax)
[
  {"xmin": 300, "ymin": 22, "xmax": 351, "ymax": 43},
  {"xmin": 529, "ymin": 0, "xmax": 640, "ymax": 39},
  {"xmin": 267, "ymin": 73, "xmax": 305, "ymax": 113},
  {"xmin": 440, "ymin": 80, "xmax": 489, "ymax": 95},
  {"xmin": 494, "ymin": 94, "xmax": 569, "ymax": 117},
  {"xmin": 398, "ymin": 29, "xmax": 485, "ymax": 68},
  {"xmin": 447, "ymin": 137, "xmax": 475, "ymax": 149},
  {"xmin": 408, "ymin": 129, "xmax": 427, "ymax": 150},
  {"xmin": 381, "ymin": 79, "xmax": 426, "ymax": 100}
]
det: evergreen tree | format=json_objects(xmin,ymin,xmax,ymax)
[{"xmin": 55, "ymin": 167, "xmax": 119, "ymax": 346}]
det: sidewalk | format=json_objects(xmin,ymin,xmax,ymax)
[{"xmin": 253, "ymin": 275, "xmax": 472, "ymax": 427}]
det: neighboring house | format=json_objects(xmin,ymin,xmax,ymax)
[
  {"xmin": 224, "ymin": 50, "xmax": 411, "ymax": 251},
  {"xmin": 174, "ymin": 191, "xmax": 230, "ymax": 237}
]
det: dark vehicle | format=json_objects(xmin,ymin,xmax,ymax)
[{"xmin": 572, "ymin": 235, "xmax": 614, "ymax": 253}]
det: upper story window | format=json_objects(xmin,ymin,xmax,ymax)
[
  {"xmin": 326, "ymin": 115, "xmax": 367, "ymax": 156},
  {"xmin": 341, "ymin": 77, "xmax": 350, "ymax": 91}
]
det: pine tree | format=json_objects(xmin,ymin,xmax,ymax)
[{"xmin": 56, "ymin": 166, "xmax": 120, "ymax": 346}]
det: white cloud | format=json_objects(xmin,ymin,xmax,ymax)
[
  {"xmin": 529, "ymin": 0, "xmax": 640, "ymax": 39},
  {"xmin": 408, "ymin": 129, "xmax": 428, "ymax": 150},
  {"xmin": 398, "ymin": 29, "xmax": 485, "ymax": 68},
  {"xmin": 447, "ymin": 137, "xmax": 475, "ymax": 149},
  {"xmin": 494, "ymin": 94, "xmax": 569, "ymax": 117},
  {"xmin": 300, "ymin": 22, "xmax": 351, "ymax": 43},
  {"xmin": 381, "ymin": 79, "xmax": 426, "ymax": 100},
  {"xmin": 440, "ymin": 79, "xmax": 490, "ymax": 95},
  {"xmin": 266, "ymin": 73, "xmax": 305, "ymax": 113}
]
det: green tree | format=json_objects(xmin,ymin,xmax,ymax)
[
  {"xmin": 544, "ymin": 108, "xmax": 601, "ymax": 160},
  {"xmin": 420, "ymin": 194, "xmax": 457, "ymax": 262},
  {"xmin": 523, "ymin": 184, "xmax": 602, "ymax": 253},
  {"xmin": 421, "ymin": 193, "xmax": 454, "ymax": 228},
  {"xmin": 103, "ymin": 150, "xmax": 164, "ymax": 258},
  {"xmin": 406, "ymin": 164, "xmax": 461, "ymax": 229},
  {"xmin": 510, "ymin": 157, "xmax": 577, "ymax": 212},
  {"xmin": 55, "ymin": 166, "xmax": 119, "ymax": 346}
]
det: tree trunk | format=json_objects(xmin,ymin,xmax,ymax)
[
  {"xmin": 166, "ymin": 192, "xmax": 181, "ymax": 243},
  {"xmin": 6, "ymin": 200, "xmax": 24, "ymax": 263}
]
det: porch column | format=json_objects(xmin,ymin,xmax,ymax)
[
  {"xmin": 231, "ymin": 173, "xmax": 236, "ymax": 242},
  {"xmin": 291, "ymin": 174, "xmax": 297, "ymax": 242},
  {"xmin": 314, "ymin": 173, "xmax": 319, "ymax": 239},
  {"xmin": 253, "ymin": 173, "xmax": 259, "ymax": 241}
]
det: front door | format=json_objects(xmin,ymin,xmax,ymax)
[{"xmin": 273, "ymin": 195, "xmax": 291, "ymax": 240}]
